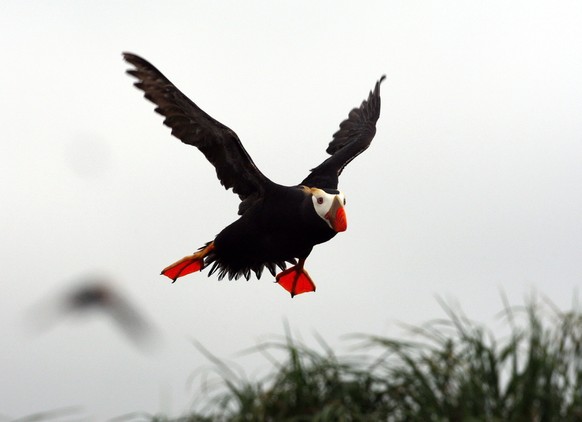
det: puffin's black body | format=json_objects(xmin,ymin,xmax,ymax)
[
  {"xmin": 123, "ymin": 52, "xmax": 384, "ymax": 296},
  {"xmin": 208, "ymin": 185, "xmax": 335, "ymax": 280}
]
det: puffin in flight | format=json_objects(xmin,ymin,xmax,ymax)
[{"xmin": 123, "ymin": 53, "xmax": 385, "ymax": 297}]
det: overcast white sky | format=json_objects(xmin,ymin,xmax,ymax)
[{"xmin": 1, "ymin": 0, "xmax": 582, "ymax": 419}]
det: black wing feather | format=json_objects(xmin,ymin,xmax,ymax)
[
  {"xmin": 123, "ymin": 53, "xmax": 272, "ymax": 212},
  {"xmin": 301, "ymin": 75, "xmax": 386, "ymax": 189}
]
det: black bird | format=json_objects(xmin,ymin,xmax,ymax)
[
  {"xmin": 124, "ymin": 53, "xmax": 385, "ymax": 297},
  {"xmin": 28, "ymin": 278, "xmax": 157, "ymax": 348}
]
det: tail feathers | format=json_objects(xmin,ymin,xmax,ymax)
[{"xmin": 204, "ymin": 254, "xmax": 296, "ymax": 281}]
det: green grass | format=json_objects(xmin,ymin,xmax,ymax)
[{"xmin": 155, "ymin": 294, "xmax": 582, "ymax": 422}]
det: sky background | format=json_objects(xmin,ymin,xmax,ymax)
[{"xmin": 1, "ymin": 0, "xmax": 582, "ymax": 420}]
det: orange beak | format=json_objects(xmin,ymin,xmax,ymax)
[{"xmin": 325, "ymin": 196, "xmax": 347, "ymax": 232}]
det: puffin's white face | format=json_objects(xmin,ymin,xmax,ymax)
[{"xmin": 309, "ymin": 188, "xmax": 347, "ymax": 232}]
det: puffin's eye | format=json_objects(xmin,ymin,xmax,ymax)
[
  {"xmin": 317, "ymin": 197, "xmax": 324, "ymax": 205},
  {"xmin": 343, "ymin": 197, "xmax": 346, "ymax": 205}
]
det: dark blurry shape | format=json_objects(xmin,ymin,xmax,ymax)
[
  {"xmin": 123, "ymin": 52, "xmax": 386, "ymax": 297},
  {"xmin": 28, "ymin": 277, "xmax": 159, "ymax": 351}
]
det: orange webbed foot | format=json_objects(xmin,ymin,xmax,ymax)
[
  {"xmin": 276, "ymin": 259, "xmax": 316, "ymax": 297},
  {"xmin": 161, "ymin": 242, "xmax": 214, "ymax": 282}
]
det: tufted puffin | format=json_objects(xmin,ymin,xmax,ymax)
[{"xmin": 123, "ymin": 52, "xmax": 385, "ymax": 297}]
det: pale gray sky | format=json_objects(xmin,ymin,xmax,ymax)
[{"xmin": 1, "ymin": 1, "xmax": 582, "ymax": 419}]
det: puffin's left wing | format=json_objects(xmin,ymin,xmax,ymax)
[
  {"xmin": 123, "ymin": 53, "xmax": 272, "ymax": 213},
  {"xmin": 301, "ymin": 76, "xmax": 386, "ymax": 190}
]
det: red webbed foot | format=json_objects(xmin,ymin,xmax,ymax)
[
  {"xmin": 161, "ymin": 242, "xmax": 214, "ymax": 282},
  {"xmin": 276, "ymin": 259, "xmax": 316, "ymax": 297}
]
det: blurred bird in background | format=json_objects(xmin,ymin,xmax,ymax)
[{"xmin": 27, "ymin": 275, "xmax": 159, "ymax": 351}]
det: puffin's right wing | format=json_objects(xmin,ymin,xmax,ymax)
[
  {"xmin": 123, "ymin": 53, "xmax": 272, "ymax": 213},
  {"xmin": 301, "ymin": 76, "xmax": 385, "ymax": 190}
]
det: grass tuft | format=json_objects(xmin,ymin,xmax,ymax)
[{"xmin": 158, "ymin": 295, "xmax": 582, "ymax": 421}]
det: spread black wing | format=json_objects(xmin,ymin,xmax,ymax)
[
  {"xmin": 123, "ymin": 52, "xmax": 273, "ymax": 214},
  {"xmin": 301, "ymin": 75, "xmax": 386, "ymax": 190}
]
